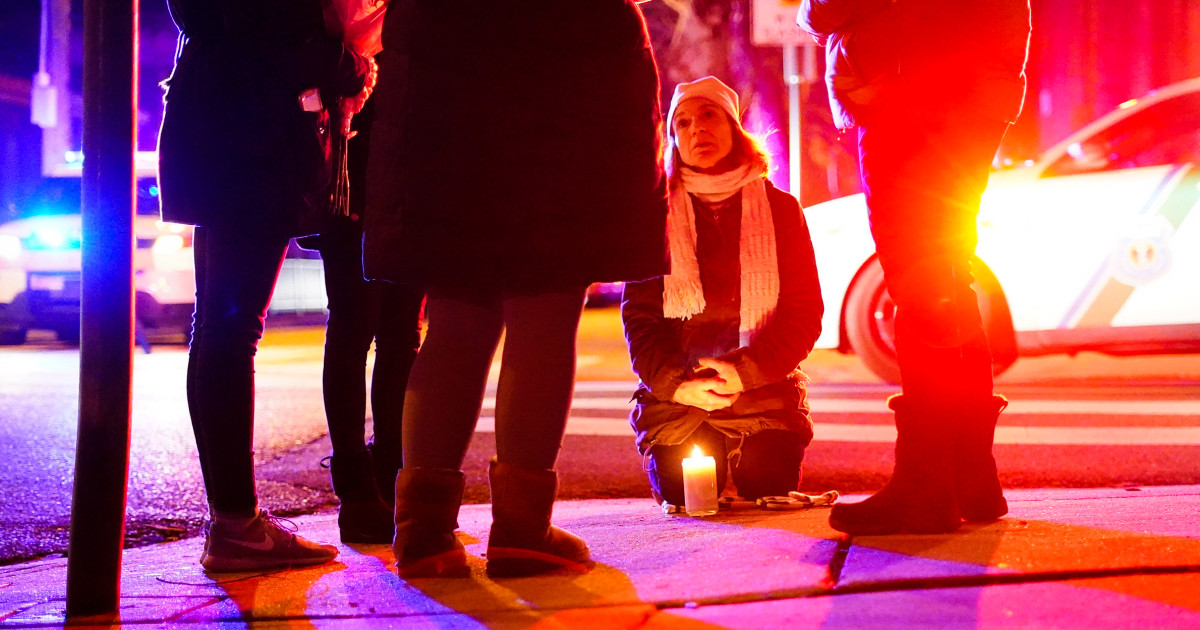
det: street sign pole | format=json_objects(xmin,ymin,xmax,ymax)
[
  {"xmin": 36, "ymin": 0, "xmax": 71, "ymax": 176},
  {"xmin": 751, "ymin": 0, "xmax": 815, "ymax": 200},
  {"xmin": 783, "ymin": 44, "xmax": 801, "ymax": 198}
]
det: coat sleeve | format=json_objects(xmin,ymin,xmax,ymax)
[
  {"xmin": 621, "ymin": 277, "xmax": 691, "ymax": 401},
  {"xmin": 208, "ymin": 0, "xmax": 370, "ymax": 97},
  {"xmin": 719, "ymin": 190, "xmax": 824, "ymax": 391},
  {"xmin": 307, "ymin": 41, "xmax": 371, "ymax": 98}
]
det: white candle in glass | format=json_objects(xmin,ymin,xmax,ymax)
[{"xmin": 681, "ymin": 445, "xmax": 719, "ymax": 516}]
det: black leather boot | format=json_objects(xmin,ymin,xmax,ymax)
[
  {"xmin": 955, "ymin": 395, "xmax": 1009, "ymax": 522},
  {"xmin": 828, "ymin": 395, "xmax": 961, "ymax": 535},
  {"xmin": 328, "ymin": 450, "xmax": 395, "ymax": 544},
  {"xmin": 486, "ymin": 458, "xmax": 591, "ymax": 578},
  {"xmin": 393, "ymin": 467, "xmax": 468, "ymax": 577},
  {"xmin": 368, "ymin": 440, "xmax": 402, "ymax": 510}
]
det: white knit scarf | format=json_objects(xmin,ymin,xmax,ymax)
[{"xmin": 662, "ymin": 162, "xmax": 780, "ymax": 346}]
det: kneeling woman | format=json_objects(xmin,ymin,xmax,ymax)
[{"xmin": 622, "ymin": 76, "xmax": 824, "ymax": 508}]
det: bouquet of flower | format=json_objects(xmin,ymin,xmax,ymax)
[
  {"xmin": 321, "ymin": 0, "xmax": 387, "ymax": 216},
  {"xmin": 324, "ymin": 0, "xmax": 387, "ymax": 58}
]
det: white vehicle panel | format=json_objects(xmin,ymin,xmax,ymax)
[
  {"xmin": 982, "ymin": 167, "xmax": 1176, "ymax": 331},
  {"xmin": 801, "ymin": 76, "xmax": 1200, "ymax": 380},
  {"xmin": 805, "ymin": 196, "xmax": 874, "ymax": 349},
  {"xmin": 1109, "ymin": 181, "xmax": 1200, "ymax": 327}
]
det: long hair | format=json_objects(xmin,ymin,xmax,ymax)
[{"xmin": 665, "ymin": 112, "xmax": 772, "ymax": 191}]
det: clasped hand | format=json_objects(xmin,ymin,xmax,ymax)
[{"xmin": 671, "ymin": 358, "xmax": 744, "ymax": 412}]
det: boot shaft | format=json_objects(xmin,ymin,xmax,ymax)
[
  {"xmin": 486, "ymin": 458, "xmax": 591, "ymax": 577},
  {"xmin": 329, "ymin": 450, "xmax": 385, "ymax": 504},
  {"xmin": 887, "ymin": 394, "xmax": 958, "ymax": 492},
  {"xmin": 953, "ymin": 394, "xmax": 1009, "ymax": 521},
  {"xmin": 393, "ymin": 467, "xmax": 468, "ymax": 576},
  {"xmin": 394, "ymin": 467, "xmax": 465, "ymax": 528},
  {"xmin": 954, "ymin": 395, "xmax": 1008, "ymax": 448},
  {"xmin": 369, "ymin": 440, "xmax": 402, "ymax": 509},
  {"xmin": 488, "ymin": 458, "xmax": 557, "ymax": 544}
]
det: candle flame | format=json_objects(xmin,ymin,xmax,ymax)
[{"xmin": 691, "ymin": 445, "xmax": 703, "ymax": 458}]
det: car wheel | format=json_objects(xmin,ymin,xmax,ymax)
[
  {"xmin": 55, "ymin": 327, "xmax": 80, "ymax": 345},
  {"xmin": 844, "ymin": 260, "xmax": 903, "ymax": 384},
  {"xmin": 0, "ymin": 328, "xmax": 27, "ymax": 345},
  {"xmin": 843, "ymin": 258, "xmax": 1016, "ymax": 384}
]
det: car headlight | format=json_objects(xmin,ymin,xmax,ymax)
[
  {"xmin": 0, "ymin": 234, "xmax": 20, "ymax": 261},
  {"xmin": 155, "ymin": 220, "xmax": 189, "ymax": 234},
  {"xmin": 152, "ymin": 234, "xmax": 186, "ymax": 253},
  {"xmin": 29, "ymin": 227, "xmax": 70, "ymax": 249}
]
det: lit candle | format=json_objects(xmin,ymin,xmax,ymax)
[{"xmin": 681, "ymin": 445, "xmax": 719, "ymax": 516}]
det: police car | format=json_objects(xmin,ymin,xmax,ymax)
[
  {"xmin": 0, "ymin": 179, "xmax": 196, "ymax": 344},
  {"xmin": 0, "ymin": 179, "xmax": 329, "ymax": 345},
  {"xmin": 805, "ymin": 77, "xmax": 1200, "ymax": 383}
]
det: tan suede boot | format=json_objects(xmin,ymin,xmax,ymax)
[
  {"xmin": 486, "ymin": 458, "xmax": 591, "ymax": 577},
  {"xmin": 393, "ymin": 467, "xmax": 469, "ymax": 577}
]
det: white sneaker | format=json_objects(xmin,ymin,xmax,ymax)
[{"xmin": 200, "ymin": 509, "xmax": 338, "ymax": 572}]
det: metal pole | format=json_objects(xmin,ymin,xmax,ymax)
[
  {"xmin": 39, "ymin": 0, "xmax": 71, "ymax": 174},
  {"xmin": 783, "ymin": 44, "xmax": 801, "ymax": 198},
  {"xmin": 66, "ymin": 0, "xmax": 137, "ymax": 618}
]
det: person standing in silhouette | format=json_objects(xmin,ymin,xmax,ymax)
[
  {"xmin": 158, "ymin": 0, "xmax": 375, "ymax": 570},
  {"xmin": 799, "ymin": 0, "xmax": 1031, "ymax": 535},
  {"xmin": 363, "ymin": 0, "xmax": 669, "ymax": 577}
]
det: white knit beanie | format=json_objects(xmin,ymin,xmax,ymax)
[{"xmin": 666, "ymin": 76, "xmax": 743, "ymax": 141}]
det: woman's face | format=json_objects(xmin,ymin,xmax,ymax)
[{"xmin": 672, "ymin": 98, "xmax": 735, "ymax": 172}]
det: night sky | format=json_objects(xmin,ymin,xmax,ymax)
[{"xmin": 0, "ymin": 1, "xmax": 44, "ymax": 79}]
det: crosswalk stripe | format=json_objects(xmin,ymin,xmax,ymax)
[
  {"xmin": 478, "ymin": 381, "xmax": 1200, "ymax": 444},
  {"xmin": 481, "ymin": 396, "xmax": 1200, "ymax": 416},
  {"xmin": 567, "ymin": 381, "xmax": 894, "ymax": 393},
  {"xmin": 815, "ymin": 399, "xmax": 1200, "ymax": 416},
  {"xmin": 473, "ymin": 415, "xmax": 1200, "ymax": 445},
  {"xmin": 570, "ymin": 382, "xmax": 639, "ymax": 392},
  {"xmin": 813, "ymin": 424, "xmax": 1200, "ymax": 446}
]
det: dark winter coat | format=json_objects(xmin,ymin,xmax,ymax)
[
  {"xmin": 362, "ymin": 0, "xmax": 669, "ymax": 291},
  {"xmin": 798, "ymin": 0, "xmax": 1031, "ymax": 129},
  {"xmin": 157, "ymin": 0, "xmax": 370, "ymax": 237},
  {"xmin": 622, "ymin": 181, "xmax": 823, "ymax": 451}
]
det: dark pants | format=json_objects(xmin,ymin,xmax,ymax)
[
  {"xmin": 401, "ymin": 286, "xmax": 589, "ymax": 472},
  {"xmin": 645, "ymin": 424, "xmax": 807, "ymax": 506},
  {"xmin": 317, "ymin": 225, "xmax": 424, "ymax": 462},
  {"xmin": 186, "ymin": 226, "xmax": 289, "ymax": 514},
  {"xmin": 858, "ymin": 109, "xmax": 1010, "ymax": 405}
]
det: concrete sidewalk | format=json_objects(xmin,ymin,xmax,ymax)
[{"xmin": 2, "ymin": 486, "xmax": 1198, "ymax": 628}]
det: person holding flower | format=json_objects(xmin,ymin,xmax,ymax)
[
  {"xmin": 300, "ymin": 97, "xmax": 425, "ymax": 546},
  {"xmin": 622, "ymin": 77, "xmax": 824, "ymax": 510}
]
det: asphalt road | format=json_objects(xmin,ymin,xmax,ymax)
[{"xmin": 1, "ymin": 307, "xmax": 1198, "ymax": 566}]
